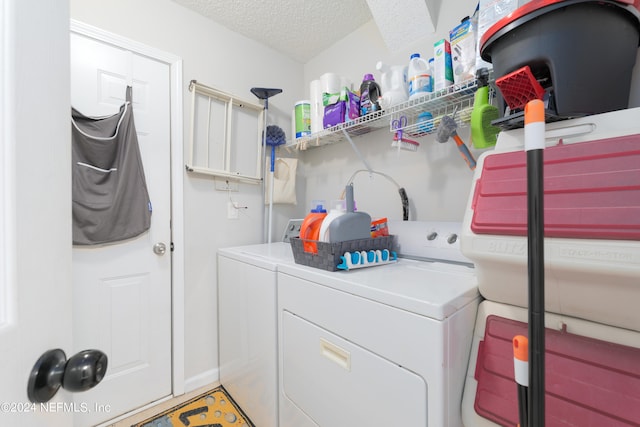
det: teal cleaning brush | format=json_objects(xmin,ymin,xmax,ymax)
[{"xmin": 265, "ymin": 125, "xmax": 286, "ymax": 172}]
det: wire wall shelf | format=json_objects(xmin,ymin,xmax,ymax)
[
  {"xmin": 288, "ymin": 76, "xmax": 493, "ymax": 151},
  {"xmin": 289, "ymin": 109, "xmax": 388, "ymax": 151},
  {"xmin": 388, "ymin": 79, "xmax": 478, "ymax": 138}
]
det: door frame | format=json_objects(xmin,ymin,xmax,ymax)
[
  {"xmin": 69, "ymin": 19, "xmax": 186, "ymax": 399},
  {"xmin": 1, "ymin": 0, "xmax": 12, "ymax": 331}
]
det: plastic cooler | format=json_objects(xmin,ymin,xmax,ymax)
[
  {"xmin": 461, "ymin": 133, "xmax": 640, "ymax": 331},
  {"xmin": 460, "ymin": 115, "xmax": 640, "ymax": 425},
  {"xmin": 480, "ymin": 0, "xmax": 640, "ymax": 118},
  {"xmin": 471, "ymin": 312, "xmax": 640, "ymax": 426}
]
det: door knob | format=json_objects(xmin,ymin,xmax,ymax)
[
  {"xmin": 153, "ymin": 242, "xmax": 167, "ymax": 255},
  {"xmin": 27, "ymin": 349, "xmax": 108, "ymax": 403}
]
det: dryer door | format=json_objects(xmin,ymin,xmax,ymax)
[{"xmin": 281, "ymin": 311, "xmax": 428, "ymax": 426}]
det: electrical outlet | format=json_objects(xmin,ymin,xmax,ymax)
[{"xmin": 227, "ymin": 201, "xmax": 239, "ymax": 219}]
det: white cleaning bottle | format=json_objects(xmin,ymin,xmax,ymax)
[
  {"xmin": 376, "ymin": 61, "xmax": 408, "ymax": 109},
  {"xmin": 318, "ymin": 200, "xmax": 346, "ymax": 242},
  {"xmin": 408, "ymin": 53, "xmax": 432, "ymax": 100}
]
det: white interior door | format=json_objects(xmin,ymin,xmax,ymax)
[
  {"xmin": 70, "ymin": 31, "xmax": 172, "ymax": 426},
  {"xmin": 1, "ymin": 1, "xmax": 74, "ymax": 426}
]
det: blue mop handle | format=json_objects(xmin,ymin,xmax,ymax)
[{"xmin": 270, "ymin": 146, "xmax": 276, "ymax": 172}]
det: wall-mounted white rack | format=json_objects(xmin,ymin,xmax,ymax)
[
  {"xmin": 186, "ymin": 80, "xmax": 264, "ymax": 183},
  {"xmin": 288, "ymin": 76, "xmax": 490, "ymax": 151}
]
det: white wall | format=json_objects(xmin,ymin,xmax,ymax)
[{"xmin": 69, "ymin": 0, "xmax": 304, "ymax": 389}]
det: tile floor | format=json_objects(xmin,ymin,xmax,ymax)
[{"xmin": 104, "ymin": 382, "xmax": 221, "ymax": 427}]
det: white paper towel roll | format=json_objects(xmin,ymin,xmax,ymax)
[
  {"xmin": 320, "ymin": 72, "xmax": 340, "ymax": 94},
  {"xmin": 310, "ymin": 79, "xmax": 324, "ymax": 134}
]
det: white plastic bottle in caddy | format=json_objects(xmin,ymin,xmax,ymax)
[
  {"xmin": 318, "ymin": 200, "xmax": 346, "ymax": 242},
  {"xmin": 408, "ymin": 53, "xmax": 432, "ymax": 100}
]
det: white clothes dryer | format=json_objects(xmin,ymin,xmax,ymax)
[
  {"xmin": 218, "ymin": 241, "xmax": 295, "ymax": 427},
  {"xmin": 277, "ymin": 221, "xmax": 480, "ymax": 427}
]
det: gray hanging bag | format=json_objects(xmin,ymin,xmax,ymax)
[{"xmin": 71, "ymin": 86, "xmax": 151, "ymax": 245}]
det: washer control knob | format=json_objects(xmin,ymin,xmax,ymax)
[
  {"xmin": 447, "ymin": 234, "xmax": 458, "ymax": 244},
  {"xmin": 427, "ymin": 232, "xmax": 438, "ymax": 241}
]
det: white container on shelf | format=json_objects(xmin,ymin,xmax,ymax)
[
  {"xmin": 433, "ymin": 39, "xmax": 454, "ymax": 91},
  {"xmin": 293, "ymin": 100, "xmax": 311, "ymax": 138},
  {"xmin": 408, "ymin": 53, "xmax": 432, "ymax": 100},
  {"xmin": 376, "ymin": 61, "xmax": 409, "ymax": 109}
]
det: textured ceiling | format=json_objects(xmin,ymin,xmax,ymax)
[{"xmin": 172, "ymin": 0, "xmax": 373, "ymax": 63}]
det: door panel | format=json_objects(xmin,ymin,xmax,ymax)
[
  {"xmin": 102, "ymin": 273, "xmax": 150, "ymax": 376},
  {"xmin": 70, "ymin": 31, "xmax": 172, "ymax": 426},
  {"xmin": 1, "ymin": 2, "xmax": 74, "ymax": 426}
]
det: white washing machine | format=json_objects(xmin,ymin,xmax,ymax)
[
  {"xmin": 277, "ymin": 221, "xmax": 480, "ymax": 427},
  {"xmin": 218, "ymin": 239, "xmax": 296, "ymax": 427}
]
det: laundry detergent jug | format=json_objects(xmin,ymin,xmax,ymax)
[
  {"xmin": 408, "ymin": 53, "xmax": 432, "ymax": 100},
  {"xmin": 299, "ymin": 202, "xmax": 327, "ymax": 253},
  {"xmin": 376, "ymin": 61, "xmax": 408, "ymax": 109},
  {"xmin": 359, "ymin": 74, "xmax": 381, "ymax": 116}
]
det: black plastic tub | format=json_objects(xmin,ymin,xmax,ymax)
[{"xmin": 481, "ymin": 0, "xmax": 640, "ymax": 118}]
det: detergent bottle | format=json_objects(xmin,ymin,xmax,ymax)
[
  {"xmin": 376, "ymin": 61, "xmax": 409, "ymax": 109},
  {"xmin": 299, "ymin": 201, "xmax": 327, "ymax": 253},
  {"xmin": 359, "ymin": 74, "xmax": 381, "ymax": 116},
  {"xmin": 408, "ymin": 53, "xmax": 432, "ymax": 100}
]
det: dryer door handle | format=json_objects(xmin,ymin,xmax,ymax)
[{"xmin": 320, "ymin": 338, "xmax": 351, "ymax": 371}]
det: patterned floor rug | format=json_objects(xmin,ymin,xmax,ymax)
[{"xmin": 133, "ymin": 386, "xmax": 254, "ymax": 427}]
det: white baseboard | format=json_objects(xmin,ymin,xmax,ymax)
[{"xmin": 184, "ymin": 368, "xmax": 220, "ymax": 393}]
